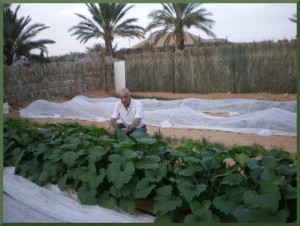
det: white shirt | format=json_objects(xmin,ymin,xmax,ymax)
[{"xmin": 111, "ymin": 98, "xmax": 145, "ymax": 128}]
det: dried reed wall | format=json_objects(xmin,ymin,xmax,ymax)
[
  {"xmin": 4, "ymin": 53, "xmax": 114, "ymax": 104},
  {"xmin": 3, "ymin": 41, "xmax": 296, "ymax": 104},
  {"xmin": 125, "ymin": 41, "xmax": 296, "ymax": 94}
]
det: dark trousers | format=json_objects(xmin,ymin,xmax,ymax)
[{"xmin": 118, "ymin": 123, "xmax": 147, "ymax": 134}]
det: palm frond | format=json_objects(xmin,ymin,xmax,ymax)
[
  {"xmin": 146, "ymin": 3, "xmax": 215, "ymax": 50},
  {"xmin": 3, "ymin": 4, "xmax": 55, "ymax": 65},
  {"xmin": 69, "ymin": 3, "xmax": 145, "ymax": 56}
]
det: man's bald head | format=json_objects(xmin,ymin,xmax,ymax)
[
  {"xmin": 119, "ymin": 88, "xmax": 131, "ymax": 108},
  {"xmin": 119, "ymin": 88, "xmax": 131, "ymax": 96}
]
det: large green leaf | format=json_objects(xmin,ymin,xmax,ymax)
[
  {"xmin": 77, "ymin": 184, "xmax": 98, "ymax": 205},
  {"xmin": 201, "ymin": 156, "xmax": 221, "ymax": 169},
  {"xmin": 164, "ymin": 148, "xmax": 186, "ymax": 158},
  {"xmin": 90, "ymin": 168, "xmax": 106, "ymax": 188},
  {"xmin": 110, "ymin": 185, "xmax": 121, "ymax": 198},
  {"xmin": 261, "ymin": 169, "xmax": 285, "ymax": 185},
  {"xmin": 108, "ymin": 154, "xmax": 121, "ymax": 163},
  {"xmin": 132, "ymin": 134, "xmax": 157, "ymax": 145},
  {"xmin": 221, "ymin": 173, "xmax": 243, "ymax": 186},
  {"xmin": 183, "ymin": 156, "xmax": 202, "ymax": 163},
  {"xmin": 49, "ymin": 137, "xmax": 63, "ymax": 145},
  {"xmin": 122, "ymin": 149, "xmax": 142, "ymax": 161},
  {"xmin": 144, "ymin": 167, "xmax": 167, "ymax": 182},
  {"xmin": 282, "ymin": 184, "xmax": 297, "ymax": 199},
  {"xmin": 253, "ymin": 207, "xmax": 289, "ymax": 222},
  {"xmin": 40, "ymin": 129, "xmax": 55, "ymax": 139},
  {"xmin": 178, "ymin": 181, "xmax": 206, "ymax": 202},
  {"xmin": 78, "ymin": 165, "xmax": 105, "ymax": 188},
  {"xmin": 12, "ymin": 147, "xmax": 25, "ymax": 167},
  {"xmin": 120, "ymin": 177, "xmax": 138, "ymax": 199},
  {"xmin": 115, "ymin": 126, "xmax": 130, "ymax": 141},
  {"xmin": 261, "ymin": 155, "xmax": 277, "ymax": 169},
  {"xmin": 33, "ymin": 143, "xmax": 49, "ymax": 156},
  {"xmin": 19, "ymin": 132, "xmax": 34, "ymax": 145},
  {"xmin": 39, "ymin": 170, "xmax": 49, "ymax": 182},
  {"xmin": 60, "ymin": 137, "xmax": 81, "ymax": 150},
  {"xmin": 282, "ymin": 163, "xmax": 297, "ymax": 176},
  {"xmin": 47, "ymin": 148, "xmax": 64, "ymax": 162},
  {"xmin": 177, "ymin": 165, "xmax": 203, "ymax": 176},
  {"xmin": 154, "ymin": 212, "xmax": 174, "ymax": 223},
  {"xmin": 212, "ymin": 195, "xmax": 238, "ymax": 215},
  {"xmin": 67, "ymin": 166, "xmax": 80, "ymax": 179},
  {"xmin": 232, "ymin": 205, "xmax": 289, "ymax": 223},
  {"xmin": 106, "ymin": 161, "xmax": 135, "ymax": 189},
  {"xmin": 232, "ymin": 205, "xmax": 257, "ymax": 222},
  {"xmin": 246, "ymin": 158, "xmax": 260, "ymax": 169},
  {"xmin": 135, "ymin": 155, "xmax": 161, "ymax": 169},
  {"xmin": 19, "ymin": 158, "xmax": 40, "ymax": 177},
  {"xmin": 98, "ymin": 190, "xmax": 117, "ymax": 209},
  {"xmin": 243, "ymin": 180, "xmax": 280, "ymax": 211},
  {"xmin": 119, "ymin": 197, "xmax": 135, "ymax": 215},
  {"xmin": 58, "ymin": 174, "xmax": 68, "ymax": 190},
  {"xmin": 234, "ymin": 153, "xmax": 250, "ymax": 166},
  {"xmin": 78, "ymin": 166, "xmax": 90, "ymax": 183},
  {"xmin": 63, "ymin": 149, "xmax": 85, "ymax": 167},
  {"xmin": 260, "ymin": 180, "xmax": 281, "ymax": 204},
  {"xmin": 227, "ymin": 186, "xmax": 249, "ymax": 202},
  {"xmin": 3, "ymin": 140, "xmax": 15, "ymax": 154},
  {"xmin": 135, "ymin": 178, "xmax": 156, "ymax": 199},
  {"xmin": 189, "ymin": 200, "xmax": 214, "ymax": 221},
  {"xmin": 184, "ymin": 214, "xmax": 203, "ymax": 223},
  {"xmin": 153, "ymin": 185, "xmax": 182, "ymax": 215},
  {"xmin": 42, "ymin": 161, "xmax": 62, "ymax": 178},
  {"xmin": 87, "ymin": 145, "xmax": 107, "ymax": 164}
]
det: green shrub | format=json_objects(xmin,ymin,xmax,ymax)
[{"xmin": 3, "ymin": 118, "xmax": 297, "ymax": 222}]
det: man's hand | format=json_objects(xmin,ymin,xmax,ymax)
[
  {"xmin": 108, "ymin": 127, "xmax": 116, "ymax": 136},
  {"xmin": 121, "ymin": 127, "xmax": 130, "ymax": 134},
  {"xmin": 108, "ymin": 118, "xmax": 117, "ymax": 136}
]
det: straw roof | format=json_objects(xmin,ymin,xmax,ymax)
[{"xmin": 131, "ymin": 32, "xmax": 226, "ymax": 49}]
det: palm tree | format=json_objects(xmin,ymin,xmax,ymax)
[
  {"xmin": 86, "ymin": 43, "xmax": 118, "ymax": 54},
  {"xmin": 69, "ymin": 3, "xmax": 145, "ymax": 57},
  {"xmin": 146, "ymin": 3, "xmax": 216, "ymax": 50},
  {"xmin": 3, "ymin": 4, "xmax": 55, "ymax": 66}
]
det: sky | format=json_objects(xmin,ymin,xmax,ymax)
[{"xmin": 10, "ymin": 3, "xmax": 297, "ymax": 57}]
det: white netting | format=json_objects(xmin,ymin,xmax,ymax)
[
  {"xmin": 3, "ymin": 167, "xmax": 154, "ymax": 223},
  {"xmin": 20, "ymin": 95, "xmax": 296, "ymax": 136}
]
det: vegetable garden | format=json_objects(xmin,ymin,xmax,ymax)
[{"xmin": 3, "ymin": 118, "xmax": 297, "ymax": 223}]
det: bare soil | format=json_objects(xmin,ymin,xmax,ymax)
[{"xmin": 5, "ymin": 91, "xmax": 297, "ymax": 159}]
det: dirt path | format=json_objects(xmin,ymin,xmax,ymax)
[{"xmin": 5, "ymin": 91, "xmax": 297, "ymax": 159}]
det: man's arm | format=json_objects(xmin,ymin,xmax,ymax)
[
  {"xmin": 108, "ymin": 118, "xmax": 117, "ymax": 136},
  {"xmin": 128, "ymin": 118, "xmax": 141, "ymax": 131}
]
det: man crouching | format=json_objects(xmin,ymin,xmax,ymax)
[{"xmin": 108, "ymin": 88, "xmax": 147, "ymax": 136}]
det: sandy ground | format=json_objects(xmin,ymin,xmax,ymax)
[{"xmin": 5, "ymin": 91, "xmax": 297, "ymax": 159}]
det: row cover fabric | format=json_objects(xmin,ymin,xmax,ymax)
[
  {"xmin": 20, "ymin": 96, "xmax": 296, "ymax": 136},
  {"xmin": 3, "ymin": 167, "xmax": 155, "ymax": 223}
]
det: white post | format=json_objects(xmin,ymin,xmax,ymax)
[
  {"xmin": 3, "ymin": 102, "xmax": 9, "ymax": 114},
  {"xmin": 113, "ymin": 61, "xmax": 126, "ymax": 93}
]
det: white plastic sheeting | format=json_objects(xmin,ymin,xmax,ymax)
[
  {"xmin": 20, "ymin": 95, "xmax": 296, "ymax": 136},
  {"xmin": 3, "ymin": 167, "xmax": 155, "ymax": 223}
]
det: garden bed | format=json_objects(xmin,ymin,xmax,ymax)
[{"xmin": 3, "ymin": 117, "xmax": 297, "ymax": 223}]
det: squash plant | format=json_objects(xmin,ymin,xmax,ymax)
[{"xmin": 3, "ymin": 118, "xmax": 297, "ymax": 222}]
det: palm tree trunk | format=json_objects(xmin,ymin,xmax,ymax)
[
  {"xmin": 104, "ymin": 37, "xmax": 113, "ymax": 57},
  {"xmin": 175, "ymin": 31, "xmax": 184, "ymax": 50}
]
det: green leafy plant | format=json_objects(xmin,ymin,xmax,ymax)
[{"xmin": 3, "ymin": 118, "xmax": 297, "ymax": 223}]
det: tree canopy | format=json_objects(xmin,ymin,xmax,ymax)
[
  {"xmin": 69, "ymin": 3, "xmax": 145, "ymax": 57},
  {"xmin": 146, "ymin": 3, "xmax": 216, "ymax": 50},
  {"xmin": 3, "ymin": 4, "xmax": 55, "ymax": 66}
]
